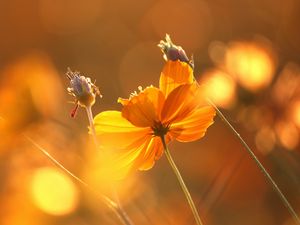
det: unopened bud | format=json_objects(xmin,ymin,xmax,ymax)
[
  {"xmin": 67, "ymin": 68, "xmax": 102, "ymax": 113},
  {"xmin": 158, "ymin": 34, "xmax": 194, "ymax": 68}
]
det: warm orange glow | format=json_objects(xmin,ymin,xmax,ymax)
[
  {"xmin": 208, "ymin": 41, "xmax": 227, "ymax": 65},
  {"xmin": 1, "ymin": 1, "xmax": 300, "ymax": 224},
  {"xmin": 145, "ymin": 0, "xmax": 213, "ymax": 50},
  {"xmin": 94, "ymin": 61, "xmax": 216, "ymax": 179},
  {"xmin": 118, "ymin": 42, "xmax": 161, "ymax": 94},
  {"xmin": 255, "ymin": 126, "xmax": 276, "ymax": 154},
  {"xmin": 276, "ymin": 121, "xmax": 299, "ymax": 150},
  {"xmin": 30, "ymin": 167, "xmax": 79, "ymax": 216},
  {"xmin": 38, "ymin": 0, "xmax": 102, "ymax": 35},
  {"xmin": 291, "ymin": 101, "xmax": 300, "ymax": 128},
  {"xmin": 201, "ymin": 69, "xmax": 236, "ymax": 108},
  {"xmin": 225, "ymin": 41, "xmax": 275, "ymax": 92},
  {"xmin": 271, "ymin": 63, "xmax": 300, "ymax": 105},
  {"xmin": 0, "ymin": 54, "xmax": 64, "ymax": 133}
]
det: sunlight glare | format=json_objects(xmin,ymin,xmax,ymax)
[
  {"xmin": 30, "ymin": 167, "xmax": 79, "ymax": 216},
  {"xmin": 225, "ymin": 41, "xmax": 275, "ymax": 92},
  {"xmin": 201, "ymin": 70, "xmax": 236, "ymax": 108}
]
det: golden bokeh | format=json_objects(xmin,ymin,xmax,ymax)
[
  {"xmin": 255, "ymin": 126, "xmax": 276, "ymax": 154},
  {"xmin": 225, "ymin": 41, "xmax": 275, "ymax": 92},
  {"xmin": 271, "ymin": 62, "xmax": 300, "ymax": 105},
  {"xmin": 275, "ymin": 121, "xmax": 299, "ymax": 150},
  {"xmin": 208, "ymin": 41, "xmax": 227, "ymax": 65},
  {"xmin": 1, "ymin": 0, "xmax": 300, "ymax": 224},
  {"xmin": 200, "ymin": 69, "xmax": 236, "ymax": 108},
  {"xmin": 30, "ymin": 167, "xmax": 79, "ymax": 216},
  {"xmin": 0, "ymin": 53, "xmax": 64, "ymax": 130},
  {"xmin": 291, "ymin": 101, "xmax": 300, "ymax": 128}
]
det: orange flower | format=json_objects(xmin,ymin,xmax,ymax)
[{"xmin": 94, "ymin": 60, "xmax": 216, "ymax": 179}]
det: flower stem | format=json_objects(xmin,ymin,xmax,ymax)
[
  {"xmin": 85, "ymin": 106, "xmax": 134, "ymax": 225},
  {"xmin": 207, "ymin": 99, "xmax": 300, "ymax": 225},
  {"xmin": 24, "ymin": 135, "xmax": 132, "ymax": 225},
  {"xmin": 86, "ymin": 106, "xmax": 99, "ymax": 147},
  {"xmin": 112, "ymin": 186, "xmax": 134, "ymax": 225},
  {"xmin": 160, "ymin": 135, "xmax": 204, "ymax": 225}
]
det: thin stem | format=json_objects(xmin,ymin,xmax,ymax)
[
  {"xmin": 85, "ymin": 106, "xmax": 134, "ymax": 225},
  {"xmin": 86, "ymin": 106, "xmax": 99, "ymax": 147},
  {"xmin": 208, "ymin": 99, "xmax": 300, "ymax": 225},
  {"xmin": 160, "ymin": 135, "xmax": 204, "ymax": 225},
  {"xmin": 24, "ymin": 135, "xmax": 131, "ymax": 225},
  {"xmin": 112, "ymin": 186, "xmax": 134, "ymax": 225}
]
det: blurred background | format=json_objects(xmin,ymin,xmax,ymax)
[{"xmin": 0, "ymin": 0, "xmax": 300, "ymax": 224}]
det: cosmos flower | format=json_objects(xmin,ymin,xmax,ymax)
[{"xmin": 93, "ymin": 60, "xmax": 215, "ymax": 179}]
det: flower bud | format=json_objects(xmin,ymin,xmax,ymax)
[
  {"xmin": 67, "ymin": 68, "xmax": 102, "ymax": 113},
  {"xmin": 158, "ymin": 34, "xmax": 194, "ymax": 68}
]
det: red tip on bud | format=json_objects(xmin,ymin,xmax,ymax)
[{"xmin": 70, "ymin": 104, "xmax": 79, "ymax": 118}]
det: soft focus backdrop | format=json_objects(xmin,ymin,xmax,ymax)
[{"xmin": 0, "ymin": 0, "xmax": 300, "ymax": 224}]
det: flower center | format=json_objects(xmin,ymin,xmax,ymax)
[{"xmin": 152, "ymin": 121, "xmax": 169, "ymax": 137}]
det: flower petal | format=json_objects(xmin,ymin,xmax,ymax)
[
  {"xmin": 94, "ymin": 110, "xmax": 155, "ymax": 179},
  {"xmin": 169, "ymin": 106, "xmax": 216, "ymax": 142},
  {"xmin": 138, "ymin": 136, "xmax": 163, "ymax": 171},
  {"xmin": 93, "ymin": 111, "xmax": 176, "ymax": 179},
  {"xmin": 99, "ymin": 136, "xmax": 152, "ymax": 180},
  {"xmin": 138, "ymin": 132, "xmax": 176, "ymax": 171},
  {"xmin": 93, "ymin": 110, "xmax": 151, "ymax": 149},
  {"xmin": 118, "ymin": 86, "xmax": 165, "ymax": 127},
  {"xmin": 159, "ymin": 60, "xmax": 194, "ymax": 97},
  {"xmin": 161, "ymin": 82, "xmax": 206, "ymax": 124},
  {"xmin": 104, "ymin": 133, "xmax": 174, "ymax": 178}
]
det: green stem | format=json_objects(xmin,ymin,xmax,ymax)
[
  {"xmin": 208, "ymin": 100, "xmax": 300, "ymax": 225},
  {"xmin": 85, "ymin": 106, "xmax": 134, "ymax": 225},
  {"xmin": 160, "ymin": 135, "xmax": 204, "ymax": 225}
]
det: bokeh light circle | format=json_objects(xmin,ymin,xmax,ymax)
[
  {"xmin": 225, "ymin": 41, "xmax": 275, "ymax": 92},
  {"xmin": 200, "ymin": 69, "xmax": 236, "ymax": 108},
  {"xmin": 30, "ymin": 167, "xmax": 79, "ymax": 216}
]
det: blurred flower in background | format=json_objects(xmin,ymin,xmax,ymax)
[{"xmin": 0, "ymin": 53, "xmax": 64, "ymax": 154}]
